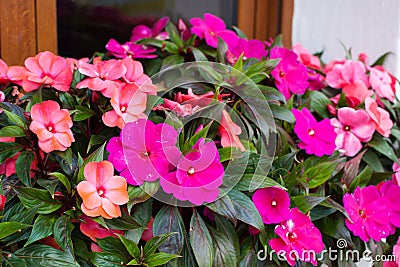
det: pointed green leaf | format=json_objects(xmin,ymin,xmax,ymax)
[
  {"xmin": 0, "ymin": 125, "xmax": 25, "ymax": 137},
  {"xmin": 25, "ymin": 214, "xmax": 56, "ymax": 247},
  {"xmin": 16, "ymin": 150, "xmax": 34, "ymax": 186},
  {"xmin": 0, "ymin": 222, "xmax": 29, "ymax": 240},
  {"xmin": 189, "ymin": 211, "xmax": 214, "ymax": 267}
]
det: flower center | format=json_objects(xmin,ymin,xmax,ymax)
[
  {"xmin": 210, "ymin": 31, "xmax": 215, "ymax": 36},
  {"xmin": 286, "ymin": 232, "xmax": 297, "ymax": 243},
  {"xmin": 97, "ymin": 187, "xmax": 105, "ymax": 197},
  {"xmin": 187, "ymin": 167, "xmax": 195, "ymax": 175},
  {"xmin": 359, "ymin": 210, "xmax": 367, "ymax": 219},
  {"xmin": 271, "ymin": 200, "xmax": 277, "ymax": 206},
  {"xmin": 46, "ymin": 124, "xmax": 55, "ymax": 132},
  {"xmin": 279, "ymin": 71, "xmax": 285, "ymax": 77},
  {"xmin": 242, "ymin": 56, "xmax": 248, "ymax": 60},
  {"xmin": 141, "ymin": 151, "xmax": 150, "ymax": 158},
  {"xmin": 308, "ymin": 129, "xmax": 315, "ymax": 136},
  {"xmin": 120, "ymin": 105, "xmax": 127, "ymax": 113},
  {"xmin": 344, "ymin": 126, "xmax": 351, "ymax": 131}
]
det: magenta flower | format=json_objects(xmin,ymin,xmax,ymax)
[
  {"xmin": 269, "ymin": 208, "xmax": 324, "ymax": 266},
  {"xmin": 190, "ymin": 13, "xmax": 239, "ymax": 48},
  {"xmin": 130, "ymin": 17, "xmax": 169, "ymax": 42},
  {"xmin": 160, "ymin": 138, "xmax": 224, "ymax": 205},
  {"xmin": 106, "ymin": 39, "xmax": 157, "ymax": 59},
  {"xmin": 378, "ymin": 181, "xmax": 400, "ymax": 230},
  {"xmin": 292, "ymin": 108, "xmax": 336, "ymax": 156},
  {"xmin": 343, "ymin": 186, "xmax": 391, "ymax": 242},
  {"xmin": 106, "ymin": 137, "xmax": 134, "ymax": 184},
  {"xmin": 392, "ymin": 160, "xmax": 400, "ymax": 185},
  {"xmin": 226, "ymin": 38, "xmax": 267, "ymax": 64},
  {"xmin": 330, "ymin": 107, "xmax": 375, "ymax": 157},
  {"xmin": 252, "ymin": 187, "xmax": 291, "ymax": 224},
  {"xmin": 121, "ymin": 119, "xmax": 180, "ymax": 185},
  {"xmin": 270, "ymin": 47, "xmax": 309, "ymax": 100}
]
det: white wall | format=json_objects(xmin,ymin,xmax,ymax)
[{"xmin": 292, "ymin": 0, "xmax": 400, "ymax": 78}]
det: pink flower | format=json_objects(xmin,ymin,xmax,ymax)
[
  {"xmin": 106, "ymin": 39, "xmax": 157, "ymax": 59},
  {"xmin": 106, "ymin": 137, "xmax": 133, "ymax": 183},
  {"xmin": 80, "ymin": 215, "xmax": 123, "ymax": 242},
  {"xmin": 330, "ymin": 108, "xmax": 375, "ymax": 157},
  {"xmin": 121, "ymin": 119, "xmax": 180, "ymax": 185},
  {"xmin": 378, "ymin": 181, "xmax": 400, "ymax": 231},
  {"xmin": 269, "ymin": 208, "xmax": 324, "ymax": 266},
  {"xmin": 344, "ymin": 186, "xmax": 391, "ymax": 242},
  {"xmin": 387, "ymin": 236, "xmax": 400, "ymax": 266},
  {"xmin": 76, "ymin": 58, "xmax": 125, "ymax": 98},
  {"xmin": 29, "ymin": 100, "xmax": 75, "ymax": 153},
  {"xmin": 365, "ymin": 97, "xmax": 393, "ymax": 137},
  {"xmin": 252, "ymin": 187, "xmax": 291, "ymax": 224},
  {"xmin": 325, "ymin": 60, "xmax": 369, "ymax": 89},
  {"xmin": 219, "ymin": 110, "xmax": 245, "ymax": 152},
  {"xmin": 178, "ymin": 19, "xmax": 191, "ymax": 41},
  {"xmin": 0, "ymin": 194, "xmax": 5, "ymax": 211},
  {"xmin": 369, "ymin": 66, "xmax": 396, "ymax": 102},
  {"xmin": 77, "ymin": 161, "xmax": 129, "ymax": 219},
  {"xmin": 190, "ymin": 13, "xmax": 239, "ymax": 48},
  {"xmin": 226, "ymin": 38, "xmax": 267, "ymax": 64},
  {"xmin": 160, "ymin": 138, "xmax": 224, "ymax": 205},
  {"xmin": 292, "ymin": 44, "xmax": 321, "ymax": 70},
  {"xmin": 292, "ymin": 108, "xmax": 336, "ymax": 156},
  {"xmin": 121, "ymin": 57, "xmax": 157, "ymax": 95},
  {"xmin": 270, "ymin": 47, "xmax": 309, "ymax": 100},
  {"xmin": 13, "ymin": 51, "xmax": 73, "ymax": 92},
  {"xmin": 102, "ymin": 84, "xmax": 147, "ymax": 129},
  {"xmin": 341, "ymin": 81, "xmax": 374, "ymax": 107},
  {"xmin": 0, "ymin": 59, "xmax": 10, "ymax": 84},
  {"xmin": 130, "ymin": 17, "xmax": 169, "ymax": 42}
]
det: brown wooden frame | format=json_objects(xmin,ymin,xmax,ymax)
[
  {"xmin": 238, "ymin": 0, "xmax": 294, "ymax": 47},
  {"xmin": 0, "ymin": 0, "xmax": 58, "ymax": 65}
]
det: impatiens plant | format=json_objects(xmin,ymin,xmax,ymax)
[{"xmin": 1, "ymin": 12, "xmax": 400, "ymax": 267}]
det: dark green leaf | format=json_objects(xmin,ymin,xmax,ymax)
[
  {"xmin": 97, "ymin": 237, "xmax": 130, "ymax": 260},
  {"xmin": 72, "ymin": 105, "xmax": 96, "ymax": 121},
  {"xmin": 13, "ymin": 245, "xmax": 79, "ymax": 267},
  {"xmin": 118, "ymin": 235, "xmax": 140, "ymax": 259},
  {"xmin": 16, "ymin": 150, "xmax": 34, "ymax": 186},
  {"xmin": 191, "ymin": 47, "xmax": 208, "ymax": 62},
  {"xmin": 206, "ymin": 195, "xmax": 237, "ymax": 225},
  {"xmin": 371, "ymin": 51, "xmax": 393, "ymax": 66},
  {"xmin": 270, "ymin": 104, "xmax": 295, "ymax": 123},
  {"xmin": 311, "ymin": 90, "xmax": 332, "ymax": 118},
  {"xmin": 291, "ymin": 195, "xmax": 327, "ymax": 213},
  {"xmin": 14, "ymin": 187, "xmax": 62, "ymax": 214},
  {"xmin": 87, "ymin": 135, "xmax": 107, "ymax": 153},
  {"xmin": 144, "ymin": 232, "xmax": 177, "ymax": 258},
  {"xmin": 368, "ymin": 136, "xmax": 399, "ymax": 163},
  {"xmin": 350, "ymin": 165, "xmax": 373, "ymax": 191},
  {"xmin": 0, "ymin": 125, "xmax": 25, "ymax": 137},
  {"xmin": 0, "ymin": 142, "xmax": 23, "ymax": 164},
  {"xmin": 25, "ymin": 214, "xmax": 56, "ymax": 246},
  {"xmin": 37, "ymin": 178, "xmax": 59, "ymax": 198},
  {"xmin": 91, "ymin": 252, "xmax": 126, "ymax": 267},
  {"xmin": 234, "ymin": 174, "xmax": 284, "ymax": 191},
  {"xmin": 127, "ymin": 182, "xmax": 160, "ymax": 210},
  {"xmin": 53, "ymin": 216, "xmax": 75, "ymax": 256},
  {"xmin": 50, "ymin": 172, "xmax": 71, "ymax": 193},
  {"xmin": 0, "ymin": 222, "xmax": 29, "ymax": 240},
  {"xmin": 145, "ymin": 252, "xmax": 181, "ymax": 266},
  {"xmin": 161, "ymin": 55, "xmax": 184, "ymax": 70},
  {"xmin": 1, "ymin": 108, "xmax": 27, "ymax": 129},
  {"xmin": 362, "ymin": 149, "xmax": 384, "ymax": 172},
  {"xmin": 166, "ymin": 22, "xmax": 184, "ymax": 47},
  {"xmin": 208, "ymin": 223, "xmax": 237, "ymax": 267},
  {"xmin": 189, "ymin": 211, "xmax": 214, "ymax": 267},
  {"xmin": 106, "ymin": 211, "xmax": 141, "ymax": 230},
  {"xmin": 77, "ymin": 142, "xmax": 106, "ymax": 182},
  {"xmin": 301, "ymin": 161, "xmax": 337, "ymax": 188}
]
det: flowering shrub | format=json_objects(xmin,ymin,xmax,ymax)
[{"xmin": 0, "ymin": 12, "xmax": 400, "ymax": 266}]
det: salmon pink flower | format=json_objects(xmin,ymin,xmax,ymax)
[
  {"xmin": 106, "ymin": 39, "xmax": 157, "ymax": 59},
  {"xmin": 270, "ymin": 47, "xmax": 309, "ymax": 100},
  {"xmin": 365, "ymin": 97, "xmax": 393, "ymax": 137},
  {"xmin": 130, "ymin": 17, "xmax": 169, "ymax": 42},
  {"xmin": 106, "ymin": 136, "xmax": 133, "ymax": 184},
  {"xmin": 343, "ymin": 186, "xmax": 391, "ymax": 242},
  {"xmin": 77, "ymin": 161, "xmax": 129, "ymax": 219},
  {"xmin": 29, "ymin": 100, "xmax": 75, "ymax": 153},
  {"xmin": 252, "ymin": 187, "xmax": 291, "ymax": 224},
  {"xmin": 341, "ymin": 80, "xmax": 373, "ymax": 107},
  {"xmin": 330, "ymin": 107, "xmax": 375, "ymax": 157},
  {"xmin": 370, "ymin": 66, "xmax": 396, "ymax": 102},
  {"xmin": 76, "ymin": 58, "xmax": 125, "ymax": 98},
  {"xmin": 226, "ymin": 38, "xmax": 267, "ymax": 64},
  {"xmin": 190, "ymin": 13, "xmax": 239, "ymax": 48},
  {"xmin": 102, "ymin": 84, "xmax": 147, "ymax": 129},
  {"xmin": 292, "ymin": 43, "xmax": 321, "ymax": 70},
  {"xmin": 160, "ymin": 138, "xmax": 224, "ymax": 205},
  {"xmin": 292, "ymin": 108, "xmax": 336, "ymax": 156},
  {"xmin": 269, "ymin": 208, "xmax": 324, "ymax": 266},
  {"xmin": 122, "ymin": 57, "xmax": 157, "ymax": 95},
  {"xmin": 80, "ymin": 215, "xmax": 123, "ymax": 242},
  {"xmin": 18, "ymin": 51, "xmax": 73, "ymax": 92},
  {"xmin": 0, "ymin": 59, "xmax": 10, "ymax": 84},
  {"xmin": 121, "ymin": 119, "xmax": 180, "ymax": 185},
  {"xmin": 325, "ymin": 60, "xmax": 369, "ymax": 89},
  {"xmin": 219, "ymin": 110, "xmax": 245, "ymax": 152}
]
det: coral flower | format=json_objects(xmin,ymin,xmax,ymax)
[
  {"xmin": 343, "ymin": 186, "xmax": 391, "ymax": 242},
  {"xmin": 77, "ymin": 161, "xmax": 129, "ymax": 219},
  {"xmin": 122, "ymin": 57, "xmax": 157, "ymax": 95},
  {"xmin": 252, "ymin": 187, "xmax": 291, "ymax": 224},
  {"xmin": 105, "ymin": 39, "xmax": 157, "ymax": 59},
  {"xmin": 14, "ymin": 51, "xmax": 73, "ymax": 92},
  {"xmin": 121, "ymin": 119, "xmax": 180, "ymax": 185},
  {"xmin": 160, "ymin": 138, "xmax": 224, "ymax": 205},
  {"xmin": 292, "ymin": 43, "xmax": 321, "ymax": 70},
  {"xmin": 76, "ymin": 58, "xmax": 125, "ymax": 98},
  {"xmin": 190, "ymin": 13, "xmax": 239, "ymax": 48},
  {"xmin": 269, "ymin": 208, "xmax": 324, "ymax": 266},
  {"xmin": 270, "ymin": 47, "xmax": 309, "ymax": 100},
  {"xmin": 292, "ymin": 108, "xmax": 336, "ymax": 156},
  {"xmin": 80, "ymin": 215, "xmax": 123, "ymax": 242},
  {"xmin": 369, "ymin": 66, "xmax": 396, "ymax": 102},
  {"xmin": 0, "ymin": 59, "xmax": 10, "ymax": 84},
  {"xmin": 130, "ymin": 16, "xmax": 169, "ymax": 42},
  {"xmin": 330, "ymin": 107, "xmax": 375, "ymax": 157},
  {"xmin": 341, "ymin": 80, "xmax": 373, "ymax": 107},
  {"xmin": 226, "ymin": 38, "xmax": 267, "ymax": 64},
  {"xmin": 219, "ymin": 110, "xmax": 245, "ymax": 152},
  {"xmin": 365, "ymin": 97, "xmax": 393, "ymax": 137},
  {"xmin": 29, "ymin": 100, "xmax": 75, "ymax": 153},
  {"xmin": 102, "ymin": 84, "xmax": 147, "ymax": 129}
]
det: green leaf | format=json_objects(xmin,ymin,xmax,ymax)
[
  {"xmin": 0, "ymin": 222, "xmax": 29, "ymax": 240},
  {"xmin": 291, "ymin": 195, "xmax": 327, "ymax": 213},
  {"xmin": 77, "ymin": 142, "xmax": 106, "ymax": 182},
  {"xmin": 341, "ymin": 150, "xmax": 366, "ymax": 187},
  {"xmin": 161, "ymin": 55, "xmax": 184, "ymax": 70},
  {"xmin": 191, "ymin": 47, "xmax": 208, "ymax": 61},
  {"xmin": 166, "ymin": 22, "xmax": 184, "ymax": 47},
  {"xmin": 206, "ymin": 195, "xmax": 237, "ymax": 225},
  {"xmin": 232, "ymin": 26, "xmax": 247, "ymax": 38},
  {"xmin": 87, "ymin": 135, "xmax": 107, "ymax": 153},
  {"xmin": 208, "ymin": 224, "xmax": 237, "ymax": 267},
  {"xmin": 214, "ymin": 216, "xmax": 240, "ymax": 260},
  {"xmin": 37, "ymin": 178, "xmax": 59, "ymax": 198},
  {"xmin": 16, "ymin": 150, "xmax": 34, "ymax": 186},
  {"xmin": 0, "ymin": 125, "xmax": 25, "ymax": 137},
  {"xmin": 91, "ymin": 252, "xmax": 126, "ymax": 267},
  {"xmin": 153, "ymin": 206, "xmax": 185, "ymax": 255},
  {"xmin": 72, "ymin": 105, "xmax": 96, "ymax": 121},
  {"xmin": 1, "ymin": 108, "xmax": 27, "ymax": 129},
  {"xmin": 270, "ymin": 104, "xmax": 295, "ymax": 123},
  {"xmin": 227, "ymin": 189, "xmax": 264, "ymax": 231},
  {"xmin": 53, "ymin": 216, "xmax": 75, "ymax": 257},
  {"xmin": 216, "ymin": 38, "xmax": 228, "ymax": 64},
  {"xmin": 0, "ymin": 142, "xmax": 23, "ymax": 164},
  {"xmin": 189, "ymin": 211, "xmax": 214, "ymax": 267},
  {"xmin": 50, "ymin": 172, "xmax": 71, "ymax": 194},
  {"xmin": 127, "ymin": 182, "xmax": 160, "ymax": 210},
  {"xmin": 14, "ymin": 187, "xmax": 62, "ymax": 214},
  {"xmin": 371, "ymin": 51, "xmax": 393, "ymax": 66},
  {"xmin": 118, "ymin": 235, "xmax": 140, "ymax": 259},
  {"xmin": 97, "ymin": 237, "xmax": 130, "ymax": 261},
  {"xmin": 350, "ymin": 165, "xmax": 373, "ymax": 191},
  {"xmin": 368, "ymin": 136, "xmax": 399, "ymax": 163},
  {"xmin": 145, "ymin": 252, "xmax": 181, "ymax": 267},
  {"xmin": 13, "ymin": 244, "xmax": 79, "ymax": 267},
  {"xmin": 301, "ymin": 161, "xmax": 337, "ymax": 188},
  {"xmin": 311, "ymin": 90, "xmax": 332, "ymax": 118},
  {"xmin": 144, "ymin": 232, "xmax": 177, "ymax": 258},
  {"xmin": 234, "ymin": 174, "xmax": 284, "ymax": 191},
  {"xmin": 106, "ymin": 211, "xmax": 141, "ymax": 230},
  {"xmin": 362, "ymin": 149, "xmax": 384, "ymax": 172},
  {"xmin": 25, "ymin": 214, "xmax": 56, "ymax": 247}
]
